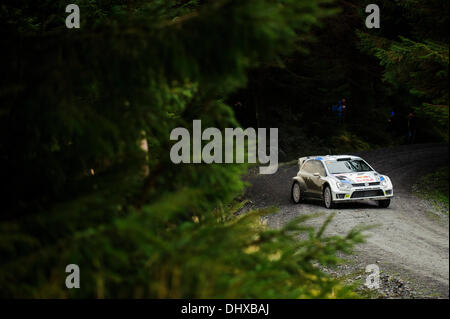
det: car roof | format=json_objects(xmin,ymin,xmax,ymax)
[
  {"xmin": 303, "ymin": 155, "xmax": 362, "ymax": 162},
  {"xmin": 298, "ymin": 155, "xmax": 364, "ymax": 168},
  {"xmin": 320, "ymin": 155, "xmax": 360, "ymax": 161}
]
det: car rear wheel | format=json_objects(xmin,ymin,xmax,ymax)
[
  {"xmin": 378, "ymin": 199, "xmax": 391, "ymax": 208},
  {"xmin": 291, "ymin": 181, "xmax": 302, "ymax": 204},
  {"xmin": 323, "ymin": 186, "xmax": 335, "ymax": 209}
]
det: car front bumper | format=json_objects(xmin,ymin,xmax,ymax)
[{"xmin": 332, "ymin": 187, "xmax": 393, "ymax": 201}]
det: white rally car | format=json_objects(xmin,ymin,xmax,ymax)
[{"xmin": 291, "ymin": 155, "xmax": 393, "ymax": 208}]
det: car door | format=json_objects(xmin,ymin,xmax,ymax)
[
  {"xmin": 309, "ymin": 160, "xmax": 327, "ymax": 198},
  {"xmin": 299, "ymin": 160, "xmax": 315, "ymax": 197}
]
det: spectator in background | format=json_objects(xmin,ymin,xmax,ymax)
[
  {"xmin": 330, "ymin": 98, "xmax": 348, "ymax": 124},
  {"xmin": 331, "ymin": 100, "xmax": 344, "ymax": 124},
  {"xmin": 387, "ymin": 110, "xmax": 395, "ymax": 135}
]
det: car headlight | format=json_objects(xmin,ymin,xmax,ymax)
[
  {"xmin": 380, "ymin": 176, "xmax": 388, "ymax": 186},
  {"xmin": 337, "ymin": 182, "xmax": 352, "ymax": 190}
]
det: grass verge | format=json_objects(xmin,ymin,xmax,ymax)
[{"xmin": 413, "ymin": 166, "xmax": 449, "ymax": 214}]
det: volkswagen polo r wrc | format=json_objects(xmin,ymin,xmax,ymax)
[{"xmin": 291, "ymin": 155, "xmax": 393, "ymax": 208}]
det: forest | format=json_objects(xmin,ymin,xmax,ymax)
[{"xmin": 0, "ymin": 0, "xmax": 448, "ymax": 298}]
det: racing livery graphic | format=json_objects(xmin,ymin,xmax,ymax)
[{"xmin": 291, "ymin": 155, "xmax": 393, "ymax": 208}]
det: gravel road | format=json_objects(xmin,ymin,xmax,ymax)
[{"xmin": 243, "ymin": 143, "xmax": 449, "ymax": 298}]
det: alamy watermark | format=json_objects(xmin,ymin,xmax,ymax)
[
  {"xmin": 65, "ymin": 4, "xmax": 80, "ymax": 29},
  {"xmin": 65, "ymin": 264, "xmax": 80, "ymax": 289},
  {"xmin": 170, "ymin": 120, "xmax": 278, "ymax": 174},
  {"xmin": 64, "ymin": 4, "xmax": 380, "ymax": 30},
  {"xmin": 364, "ymin": 264, "xmax": 380, "ymax": 289},
  {"xmin": 365, "ymin": 4, "xmax": 380, "ymax": 29}
]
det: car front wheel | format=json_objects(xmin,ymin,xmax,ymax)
[
  {"xmin": 323, "ymin": 186, "xmax": 335, "ymax": 209},
  {"xmin": 291, "ymin": 181, "xmax": 302, "ymax": 204},
  {"xmin": 378, "ymin": 199, "xmax": 391, "ymax": 208}
]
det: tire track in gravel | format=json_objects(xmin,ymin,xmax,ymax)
[{"xmin": 244, "ymin": 143, "xmax": 449, "ymax": 298}]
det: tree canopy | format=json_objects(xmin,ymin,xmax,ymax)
[
  {"xmin": 0, "ymin": 0, "xmax": 447, "ymax": 298},
  {"xmin": 0, "ymin": 0, "xmax": 365, "ymax": 298}
]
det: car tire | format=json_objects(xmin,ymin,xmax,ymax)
[
  {"xmin": 323, "ymin": 186, "xmax": 335, "ymax": 209},
  {"xmin": 378, "ymin": 199, "xmax": 391, "ymax": 208},
  {"xmin": 291, "ymin": 181, "xmax": 302, "ymax": 204}
]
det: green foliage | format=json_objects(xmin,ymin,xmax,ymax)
[
  {"xmin": 359, "ymin": 35, "xmax": 448, "ymax": 105},
  {"xmin": 331, "ymin": 132, "xmax": 371, "ymax": 154},
  {"xmin": 357, "ymin": 0, "xmax": 449, "ymax": 141},
  {"xmin": 0, "ymin": 0, "xmax": 363, "ymax": 298},
  {"xmin": 231, "ymin": 0, "xmax": 411, "ymax": 156},
  {"xmin": 414, "ymin": 103, "xmax": 449, "ymax": 141},
  {"xmin": 413, "ymin": 167, "xmax": 449, "ymax": 213},
  {"xmin": 0, "ymin": 200, "xmax": 365, "ymax": 298}
]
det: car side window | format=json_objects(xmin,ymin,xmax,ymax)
[
  {"xmin": 301, "ymin": 161, "xmax": 313, "ymax": 173},
  {"xmin": 315, "ymin": 161, "xmax": 326, "ymax": 176},
  {"xmin": 305, "ymin": 160, "xmax": 326, "ymax": 176}
]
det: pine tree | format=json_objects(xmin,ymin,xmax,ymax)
[
  {"xmin": 0, "ymin": 0, "xmax": 363, "ymax": 298},
  {"xmin": 357, "ymin": 0, "xmax": 449, "ymax": 141}
]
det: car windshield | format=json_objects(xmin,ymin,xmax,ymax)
[{"xmin": 325, "ymin": 159, "xmax": 372, "ymax": 174}]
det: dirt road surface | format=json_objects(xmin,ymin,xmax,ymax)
[{"xmin": 244, "ymin": 143, "xmax": 449, "ymax": 298}]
